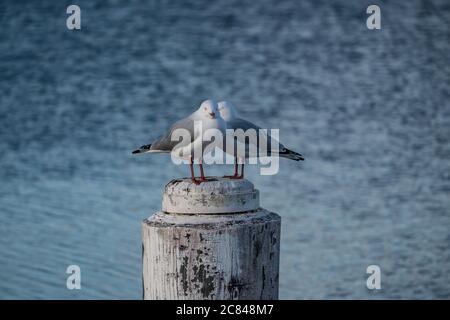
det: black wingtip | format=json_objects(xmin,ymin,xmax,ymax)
[
  {"xmin": 281, "ymin": 148, "xmax": 305, "ymax": 161},
  {"xmin": 132, "ymin": 144, "xmax": 151, "ymax": 155}
]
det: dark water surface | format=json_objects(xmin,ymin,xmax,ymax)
[{"xmin": 1, "ymin": 0, "xmax": 449, "ymax": 299}]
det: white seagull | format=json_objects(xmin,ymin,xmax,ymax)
[
  {"xmin": 132, "ymin": 100, "xmax": 226, "ymax": 184},
  {"xmin": 218, "ymin": 101, "xmax": 304, "ymax": 179}
]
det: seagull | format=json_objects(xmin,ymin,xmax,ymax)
[
  {"xmin": 217, "ymin": 101, "xmax": 304, "ymax": 179},
  {"xmin": 132, "ymin": 100, "xmax": 226, "ymax": 184}
]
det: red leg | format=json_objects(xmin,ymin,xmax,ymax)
[
  {"xmin": 199, "ymin": 162, "xmax": 206, "ymax": 181},
  {"xmin": 233, "ymin": 161, "xmax": 239, "ymax": 177},
  {"xmin": 238, "ymin": 163, "xmax": 244, "ymax": 179},
  {"xmin": 229, "ymin": 158, "xmax": 243, "ymax": 179},
  {"xmin": 224, "ymin": 157, "xmax": 239, "ymax": 178},
  {"xmin": 189, "ymin": 158, "xmax": 199, "ymax": 184}
]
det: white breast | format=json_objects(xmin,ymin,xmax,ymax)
[{"xmin": 175, "ymin": 116, "xmax": 226, "ymax": 161}]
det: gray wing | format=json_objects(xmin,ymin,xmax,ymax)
[
  {"xmin": 228, "ymin": 117, "xmax": 285, "ymax": 151},
  {"xmin": 227, "ymin": 118, "xmax": 261, "ymax": 131},
  {"xmin": 150, "ymin": 117, "xmax": 196, "ymax": 151}
]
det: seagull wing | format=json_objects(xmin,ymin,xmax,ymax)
[
  {"xmin": 150, "ymin": 117, "xmax": 196, "ymax": 151},
  {"xmin": 227, "ymin": 117, "xmax": 284, "ymax": 151},
  {"xmin": 132, "ymin": 117, "xmax": 196, "ymax": 154}
]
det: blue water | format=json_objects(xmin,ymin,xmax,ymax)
[{"xmin": 1, "ymin": 0, "xmax": 449, "ymax": 299}]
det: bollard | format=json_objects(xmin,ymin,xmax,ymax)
[{"xmin": 142, "ymin": 177, "xmax": 281, "ymax": 300}]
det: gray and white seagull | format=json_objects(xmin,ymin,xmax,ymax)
[
  {"xmin": 217, "ymin": 101, "xmax": 304, "ymax": 179},
  {"xmin": 132, "ymin": 100, "xmax": 226, "ymax": 184}
]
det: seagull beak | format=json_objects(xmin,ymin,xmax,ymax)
[{"xmin": 209, "ymin": 112, "xmax": 216, "ymax": 119}]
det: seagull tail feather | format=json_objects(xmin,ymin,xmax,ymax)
[{"xmin": 280, "ymin": 148, "xmax": 304, "ymax": 161}]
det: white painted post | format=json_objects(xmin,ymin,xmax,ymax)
[{"xmin": 142, "ymin": 177, "xmax": 281, "ymax": 300}]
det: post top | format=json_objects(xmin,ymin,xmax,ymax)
[
  {"xmin": 162, "ymin": 177, "xmax": 260, "ymax": 214},
  {"xmin": 164, "ymin": 177, "xmax": 255, "ymax": 195}
]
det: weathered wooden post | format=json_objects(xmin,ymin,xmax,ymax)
[{"xmin": 142, "ymin": 177, "xmax": 281, "ymax": 300}]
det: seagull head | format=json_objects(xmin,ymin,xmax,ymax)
[
  {"xmin": 199, "ymin": 99, "xmax": 218, "ymax": 119},
  {"xmin": 218, "ymin": 101, "xmax": 238, "ymax": 122}
]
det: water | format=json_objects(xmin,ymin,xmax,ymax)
[{"xmin": 1, "ymin": 0, "xmax": 449, "ymax": 299}]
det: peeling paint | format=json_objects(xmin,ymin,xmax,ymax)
[
  {"xmin": 142, "ymin": 178, "xmax": 280, "ymax": 300},
  {"xmin": 180, "ymin": 256, "xmax": 189, "ymax": 295}
]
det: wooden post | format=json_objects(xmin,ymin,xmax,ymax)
[{"xmin": 142, "ymin": 177, "xmax": 281, "ymax": 300}]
